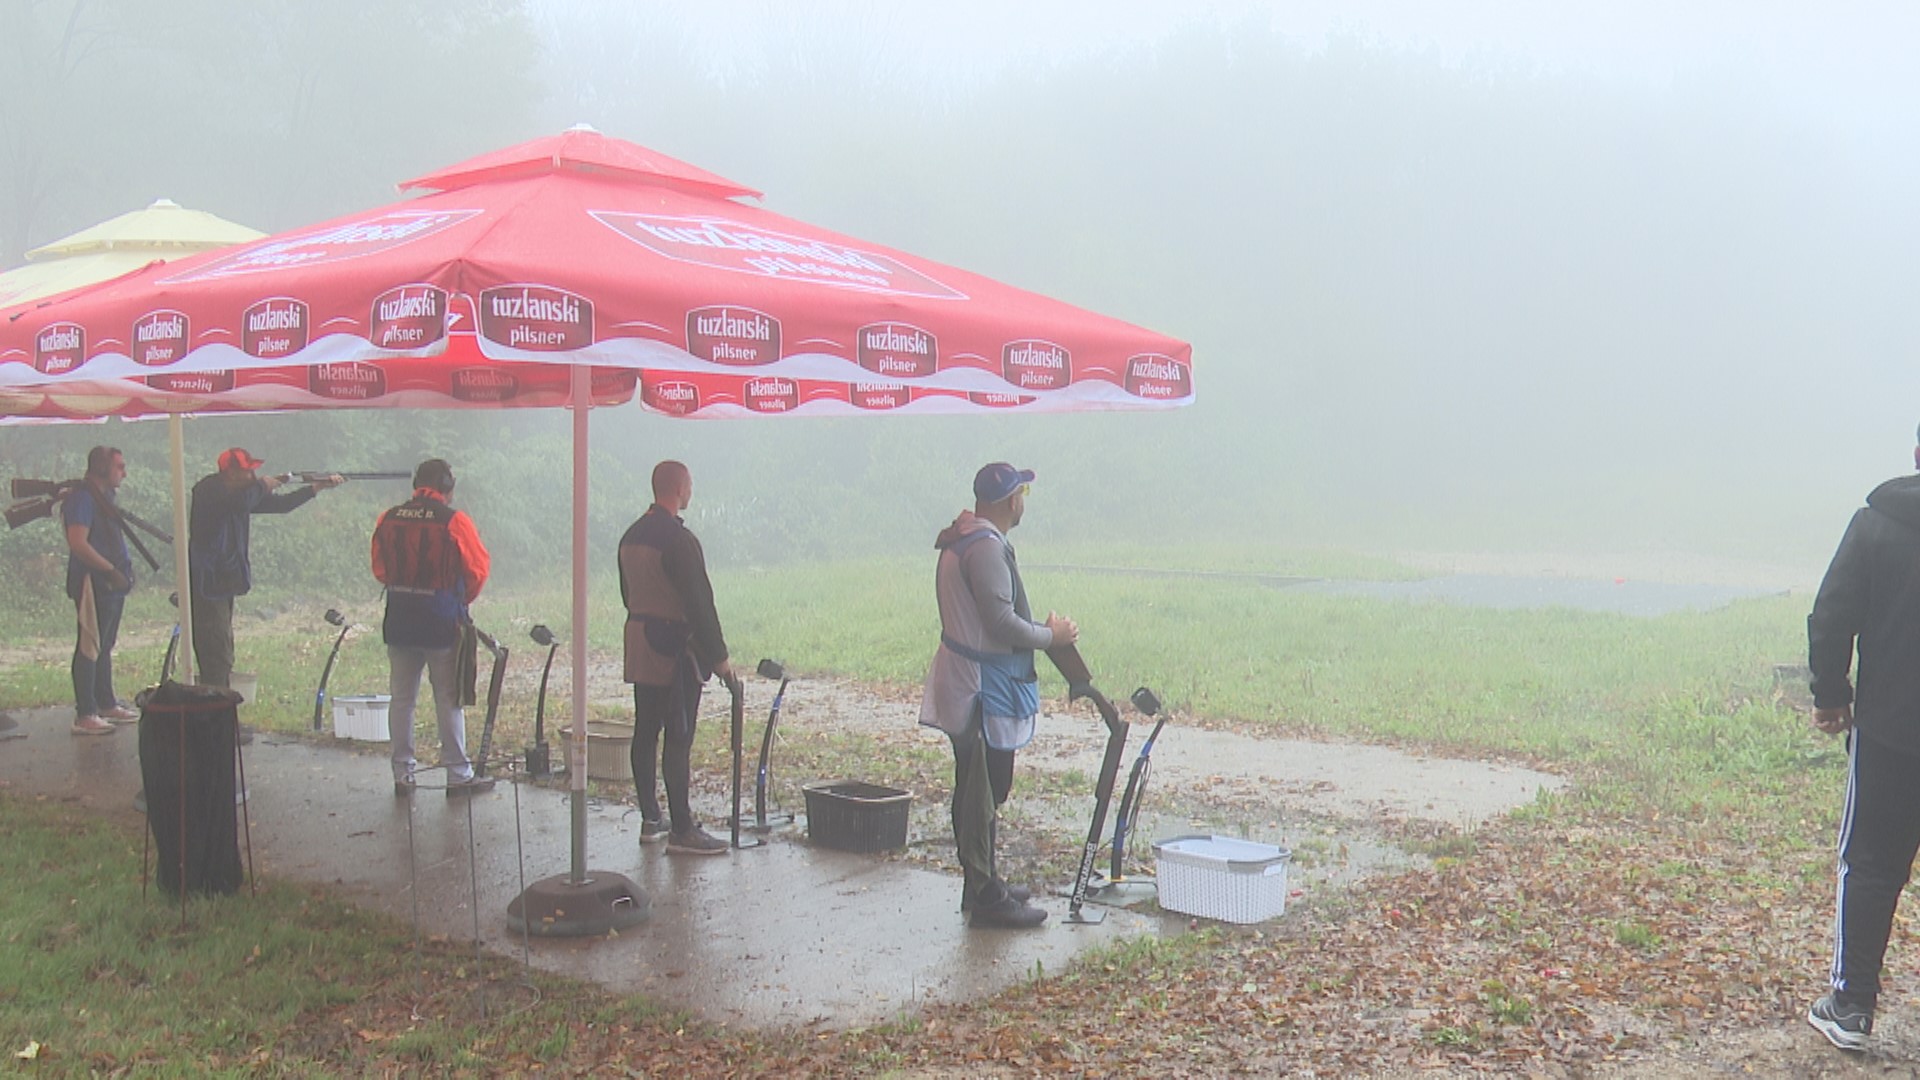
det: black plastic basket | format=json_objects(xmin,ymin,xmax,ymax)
[{"xmin": 802, "ymin": 780, "xmax": 912, "ymax": 853}]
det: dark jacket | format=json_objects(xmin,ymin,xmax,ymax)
[
  {"xmin": 618, "ymin": 505, "xmax": 727, "ymax": 687},
  {"xmin": 1809, "ymin": 474, "xmax": 1920, "ymax": 754},
  {"xmin": 188, "ymin": 473, "xmax": 316, "ymax": 598}
]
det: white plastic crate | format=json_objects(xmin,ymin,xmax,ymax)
[
  {"xmin": 331, "ymin": 694, "xmax": 392, "ymax": 741},
  {"xmin": 1153, "ymin": 835, "xmax": 1291, "ymax": 924}
]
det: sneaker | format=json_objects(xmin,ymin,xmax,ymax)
[
  {"xmin": 638, "ymin": 818, "xmax": 670, "ymax": 845},
  {"xmin": 666, "ymin": 826, "xmax": 728, "ymax": 856},
  {"xmin": 71, "ymin": 714, "xmax": 116, "ymax": 736},
  {"xmin": 969, "ymin": 895, "xmax": 1048, "ymax": 930},
  {"xmin": 961, "ymin": 881, "xmax": 1033, "ymax": 912},
  {"xmin": 100, "ymin": 704, "xmax": 138, "ymax": 723},
  {"xmin": 446, "ymin": 776, "xmax": 497, "ymax": 798},
  {"xmin": 1808, "ymin": 993, "xmax": 1872, "ymax": 1052}
]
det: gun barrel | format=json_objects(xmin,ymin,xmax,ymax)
[{"xmin": 277, "ymin": 470, "xmax": 411, "ymax": 483}]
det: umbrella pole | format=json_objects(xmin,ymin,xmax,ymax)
[
  {"xmin": 570, "ymin": 368, "xmax": 588, "ymax": 884},
  {"xmin": 505, "ymin": 366, "xmax": 649, "ymax": 937},
  {"xmin": 168, "ymin": 415, "xmax": 194, "ymax": 683}
]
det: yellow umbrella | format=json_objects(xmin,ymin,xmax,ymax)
[
  {"xmin": 0, "ymin": 198, "xmax": 263, "ymax": 308},
  {"xmin": 2, "ymin": 199, "xmax": 265, "ymax": 682}
]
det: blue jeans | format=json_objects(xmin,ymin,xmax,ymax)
[
  {"xmin": 71, "ymin": 585, "xmax": 126, "ymax": 717},
  {"xmin": 388, "ymin": 645, "xmax": 474, "ymax": 784}
]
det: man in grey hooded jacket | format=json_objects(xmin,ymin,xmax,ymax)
[
  {"xmin": 920, "ymin": 462, "xmax": 1077, "ymax": 929},
  {"xmin": 1806, "ymin": 426, "xmax": 1920, "ymax": 1052}
]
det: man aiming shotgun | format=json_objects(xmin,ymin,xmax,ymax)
[
  {"xmin": 188, "ymin": 448, "xmax": 350, "ymax": 691},
  {"xmin": 920, "ymin": 462, "xmax": 1077, "ymax": 929}
]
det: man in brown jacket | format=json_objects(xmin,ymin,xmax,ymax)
[{"xmin": 619, "ymin": 460, "xmax": 736, "ymax": 855}]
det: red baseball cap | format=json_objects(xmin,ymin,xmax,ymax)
[{"xmin": 217, "ymin": 447, "xmax": 264, "ymax": 471}]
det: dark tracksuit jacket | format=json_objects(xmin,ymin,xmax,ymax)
[{"xmin": 1809, "ymin": 474, "xmax": 1920, "ymax": 752}]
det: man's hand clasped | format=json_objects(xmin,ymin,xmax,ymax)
[{"xmin": 1812, "ymin": 705, "xmax": 1854, "ymax": 736}]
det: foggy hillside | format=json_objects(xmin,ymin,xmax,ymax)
[{"xmin": 5, "ymin": 2, "xmax": 1915, "ymax": 588}]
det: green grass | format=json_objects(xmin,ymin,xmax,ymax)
[
  {"xmin": 3, "ymin": 551, "xmax": 1816, "ymax": 818},
  {"xmin": 0, "ymin": 795, "xmax": 604, "ymax": 1075},
  {"xmin": 0, "ymin": 548, "xmax": 1841, "ymax": 1073}
]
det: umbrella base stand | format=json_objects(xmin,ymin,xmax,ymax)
[{"xmin": 506, "ymin": 872, "xmax": 650, "ymax": 937}]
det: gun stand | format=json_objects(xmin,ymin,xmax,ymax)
[
  {"xmin": 1047, "ymin": 643, "xmax": 1130, "ymax": 926},
  {"xmin": 727, "ymin": 677, "xmax": 766, "ymax": 850},
  {"xmin": 730, "ymin": 658, "xmax": 795, "ymax": 834},
  {"xmin": 310, "ymin": 608, "xmax": 351, "ymax": 732},
  {"xmin": 157, "ymin": 592, "xmax": 182, "ymax": 685},
  {"xmin": 1077, "ymin": 874, "xmax": 1161, "ymax": 909},
  {"xmin": 471, "ymin": 627, "xmax": 508, "ymax": 779},
  {"xmin": 524, "ymin": 625, "xmax": 558, "ymax": 779},
  {"xmin": 1080, "ymin": 686, "xmax": 1168, "ymax": 911}
]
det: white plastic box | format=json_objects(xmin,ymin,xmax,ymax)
[
  {"xmin": 1154, "ymin": 835, "xmax": 1292, "ymax": 924},
  {"xmin": 331, "ymin": 694, "xmax": 392, "ymax": 741}
]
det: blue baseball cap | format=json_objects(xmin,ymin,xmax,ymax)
[{"xmin": 973, "ymin": 462, "xmax": 1035, "ymax": 503}]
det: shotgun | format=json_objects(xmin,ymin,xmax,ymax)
[{"xmin": 269, "ymin": 471, "xmax": 411, "ymax": 485}]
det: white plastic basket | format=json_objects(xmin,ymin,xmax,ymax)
[
  {"xmin": 229, "ymin": 671, "xmax": 259, "ymax": 705},
  {"xmin": 559, "ymin": 722, "xmax": 635, "ymax": 781},
  {"xmin": 1153, "ymin": 834, "xmax": 1292, "ymax": 924},
  {"xmin": 331, "ymin": 694, "xmax": 392, "ymax": 741}
]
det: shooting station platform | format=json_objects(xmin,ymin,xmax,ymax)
[{"xmin": 0, "ymin": 705, "xmax": 1157, "ymax": 1030}]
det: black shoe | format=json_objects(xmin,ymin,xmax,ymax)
[
  {"xmin": 1808, "ymin": 993, "xmax": 1872, "ymax": 1051},
  {"xmin": 666, "ymin": 826, "xmax": 728, "ymax": 856},
  {"xmin": 969, "ymin": 895, "xmax": 1047, "ymax": 930},
  {"xmin": 638, "ymin": 818, "xmax": 669, "ymax": 845},
  {"xmin": 446, "ymin": 776, "xmax": 496, "ymax": 798},
  {"xmin": 961, "ymin": 882, "xmax": 1032, "ymax": 912}
]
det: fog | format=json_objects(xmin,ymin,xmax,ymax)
[{"xmin": 6, "ymin": 1, "xmax": 1917, "ymax": 588}]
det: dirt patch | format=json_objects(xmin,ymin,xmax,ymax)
[
  {"xmin": 388, "ymin": 636, "xmax": 1562, "ymax": 912},
  {"xmin": 492, "ymin": 661, "xmax": 1563, "ymax": 906}
]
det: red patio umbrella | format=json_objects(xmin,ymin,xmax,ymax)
[
  {"xmin": 0, "ymin": 125, "xmax": 1192, "ymax": 415},
  {"xmin": 0, "ymin": 126, "xmax": 1194, "ymax": 932}
]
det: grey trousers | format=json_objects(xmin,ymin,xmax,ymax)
[
  {"xmin": 948, "ymin": 710, "xmax": 1015, "ymax": 901},
  {"xmin": 388, "ymin": 644, "xmax": 474, "ymax": 784}
]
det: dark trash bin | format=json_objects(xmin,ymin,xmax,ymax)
[{"xmin": 138, "ymin": 681, "xmax": 244, "ymax": 897}]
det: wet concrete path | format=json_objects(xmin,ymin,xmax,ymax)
[{"xmin": 0, "ymin": 705, "xmax": 1154, "ymax": 1031}]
